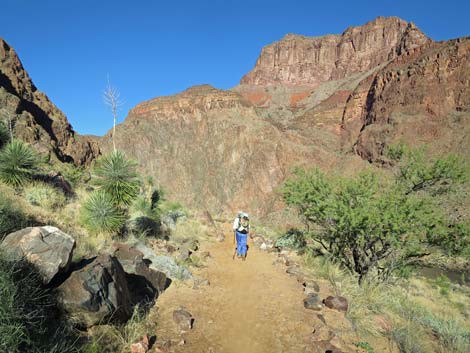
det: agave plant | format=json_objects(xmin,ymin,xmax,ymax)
[
  {"xmin": 0, "ymin": 140, "xmax": 38, "ymax": 186},
  {"xmin": 80, "ymin": 190, "xmax": 125, "ymax": 234},
  {"xmin": 93, "ymin": 150, "xmax": 140, "ymax": 206}
]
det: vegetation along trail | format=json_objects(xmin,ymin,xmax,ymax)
[{"xmin": 155, "ymin": 224, "xmax": 320, "ymax": 353}]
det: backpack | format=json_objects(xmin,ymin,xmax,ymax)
[{"xmin": 237, "ymin": 216, "xmax": 250, "ymax": 233}]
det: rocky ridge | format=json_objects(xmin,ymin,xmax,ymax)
[
  {"xmin": 240, "ymin": 16, "xmax": 430, "ymax": 86},
  {"xmin": 0, "ymin": 37, "xmax": 99, "ymax": 164}
]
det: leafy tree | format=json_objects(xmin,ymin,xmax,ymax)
[
  {"xmin": 0, "ymin": 140, "xmax": 39, "ymax": 186},
  {"xmin": 92, "ymin": 150, "xmax": 140, "ymax": 206},
  {"xmin": 283, "ymin": 169, "xmax": 439, "ymax": 284},
  {"xmin": 387, "ymin": 145, "xmax": 468, "ymax": 195},
  {"xmin": 80, "ymin": 190, "xmax": 125, "ymax": 234}
]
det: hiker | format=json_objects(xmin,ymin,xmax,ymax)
[{"xmin": 233, "ymin": 212, "xmax": 250, "ymax": 260}]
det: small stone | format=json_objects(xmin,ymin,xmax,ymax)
[
  {"xmin": 130, "ymin": 335, "xmax": 149, "ymax": 353},
  {"xmin": 303, "ymin": 279, "xmax": 320, "ymax": 294},
  {"xmin": 178, "ymin": 247, "xmax": 192, "ymax": 261},
  {"xmin": 304, "ymin": 293, "xmax": 323, "ymax": 311},
  {"xmin": 323, "ymin": 296, "xmax": 348, "ymax": 312},
  {"xmin": 178, "ymin": 339, "xmax": 185, "ymax": 346},
  {"xmin": 260, "ymin": 243, "xmax": 267, "ymax": 250},
  {"xmin": 173, "ymin": 308, "xmax": 194, "ymax": 331},
  {"xmin": 193, "ymin": 277, "xmax": 210, "ymax": 289}
]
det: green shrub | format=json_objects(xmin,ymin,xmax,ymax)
[
  {"xmin": 80, "ymin": 190, "xmax": 125, "ymax": 234},
  {"xmin": 0, "ymin": 140, "xmax": 39, "ymax": 186},
  {"xmin": 23, "ymin": 182, "xmax": 66, "ymax": 210},
  {"xmin": 396, "ymin": 147, "xmax": 468, "ymax": 194},
  {"xmin": 93, "ymin": 150, "xmax": 140, "ymax": 206},
  {"xmin": 57, "ymin": 163, "xmax": 86, "ymax": 187},
  {"xmin": 283, "ymin": 169, "xmax": 434, "ymax": 284},
  {"xmin": 275, "ymin": 228, "xmax": 306, "ymax": 250},
  {"xmin": 0, "ymin": 193, "xmax": 31, "ymax": 240}
]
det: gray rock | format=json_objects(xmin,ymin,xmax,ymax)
[
  {"xmin": 58, "ymin": 255, "xmax": 132, "ymax": 327},
  {"xmin": 1, "ymin": 226, "xmax": 75, "ymax": 284},
  {"xmin": 134, "ymin": 242, "xmax": 192, "ymax": 280},
  {"xmin": 303, "ymin": 293, "xmax": 323, "ymax": 311},
  {"xmin": 178, "ymin": 246, "xmax": 192, "ymax": 261},
  {"xmin": 112, "ymin": 243, "xmax": 169, "ymax": 306},
  {"xmin": 303, "ymin": 279, "xmax": 320, "ymax": 294},
  {"xmin": 323, "ymin": 296, "xmax": 348, "ymax": 312},
  {"xmin": 173, "ymin": 308, "xmax": 193, "ymax": 331}
]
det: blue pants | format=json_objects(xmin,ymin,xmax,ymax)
[{"xmin": 236, "ymin": 231, "xmax": 247, "ymax": 256}]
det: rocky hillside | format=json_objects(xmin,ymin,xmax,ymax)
[
  {"xmin": 102, "ymin": 16, "xmax": 469, "ymax": 215},
  {"xmin": 341, "ymin": 37, "xmax": 470, "ymax": 162},
  {"xmin": 100, "ymin": 84, "xmax": 355, "ymax": 215},
  {"xmin": 0, "ymin": 38, "xmax": 99, "ymax": 164}
]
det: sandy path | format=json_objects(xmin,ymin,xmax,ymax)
[{"xmin": 154, "ymin": 229, "xmax": 317, "ymax": 353}]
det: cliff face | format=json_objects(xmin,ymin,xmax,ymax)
[
  {"xmin": 100, "ymin": 85, "xmax": 352, "ymax": 215},
  {"xmin": 102, "ymin": 16, "xmax": 467, "ymax": 214},
  {"xmin": 240, "ymin": 17, "xmax": 429, "ymax": 86},
  {"xmin": 0, "ymin": 38, "xmax": 99, "ymax": 164},
  {"xmin": 342, "ymin": 37, "xmax": 470, "ymax": 162}
]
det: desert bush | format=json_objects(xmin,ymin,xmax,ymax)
[
  {"xmin": 57, "ymin": 163, "xmax": 87, "ymax": 187},
  {"xmin": 393, "ymin": 147, "xmax": 468, "ymax": 195},
  {"xmin": 283, "ymin": 169, "xmax": 435, "ymax": 284},
  {"xmin": 0, "ymin": 252, "xmax": 79, "ymax": 353},
  {"xmin": 80, "ymin": 190, "xmax": 125, "ymax": 234},
  {"xmin": 0, "ymin": 140, "xmax": 39, "ymax": 186},
  {"xmin": 92, "ymin": 150, "xmax": 140, "ymax": 206},
  {"xmin": 275, "ymin": 228, "xmax": 306, "ymax": 250},
  {"xmin": 23, "ymin": 182, "xmax": 66, "ymax": 210}
]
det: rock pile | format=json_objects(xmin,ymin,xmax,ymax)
[{"xmin": 0, "ymin": 225, "xmax": 187, "ymax": 328}]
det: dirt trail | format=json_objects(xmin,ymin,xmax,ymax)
[{"xmin": 154, "ymin": 227, "xmax": 318, "ymax": 353}]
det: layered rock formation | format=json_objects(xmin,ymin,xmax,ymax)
[
  {"xmin": 0, "ymin": 37, "xmax": 99, "ymax": 164},
  {"xmin": 100, "ymin": 85, "xmax": 351, "ymax": 214},
  {"xmin": 342, "ymin": 37, "xmax": 470, "ymax": 162},
  {"xmin": 99, "ymin": 16, "xmax": 469, "ymax": 215},
  {"xmin": 241, "ymin": 17, "xmax": 429, "ymax": 86}
]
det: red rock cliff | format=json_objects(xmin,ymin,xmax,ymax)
[
  {"xmin": 241, "ymin": 16, "xmax": 429, "ymax": 86},
  {"xmin": 0, "ymin": 37, "xmax": 99, "ymax": 164}
]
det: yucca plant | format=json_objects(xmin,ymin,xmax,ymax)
[
  {"xmin": 80, "ymin": 190, "xmax": 125, "ymax": 234},
  {"xmin": 93, "ymin": 150, "xmax": 140, "ymax": 206},
  {"xmin": 0, "ymin": 140, "xmax": 38, "ymax": 186}
]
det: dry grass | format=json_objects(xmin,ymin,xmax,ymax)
[{"xmin": 303, "ymin": 252, "xmax": 470, "ymax": 353}]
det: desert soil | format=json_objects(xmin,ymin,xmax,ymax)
[{"xmin": 154, "ymin": 228, "xmax": 319, "ymax": 353}]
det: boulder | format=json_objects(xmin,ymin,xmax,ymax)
[
  {"xmin": 303, "ymin": 293, "xmax": 323, "ymax": 311},
  {"xmin": 323, "ymin": 296, "xmax": 348, "ymax": 312},
  {"xmin": 134, "ymin": 242, "xmax": 192, "ymax": 280},
  {"xmin": 57, "ymin": 254, "xmax": 132, "ymax": 327},
  {"xmin": 173, "ymin": 308, "xmax": 194, "ymax": 331},
  {"xmin": 1, "ymin": 226, "xmax": 75, "ymax": 284},
  {"xmin": 112, "ymin": 243, "xmax": 170, "ymax": 306}
]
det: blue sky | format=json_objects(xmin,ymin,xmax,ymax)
[{"xmin": 1, "ymin": 0, "xmax": 468, "ymax": 136}]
